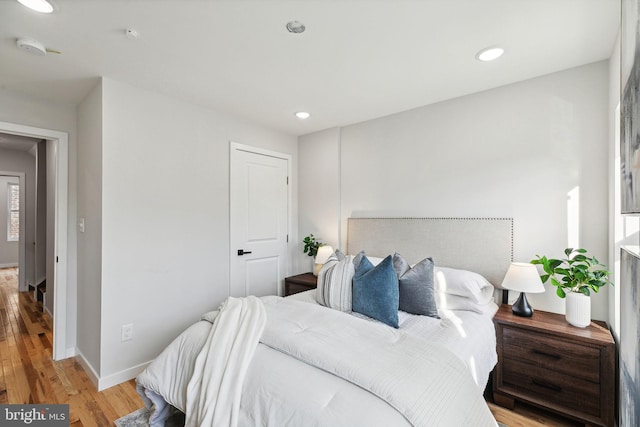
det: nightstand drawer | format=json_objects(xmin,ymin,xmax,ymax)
[
  {"xmin": 503, "ymin": 358, "xmax": 600, "ymax": 418},
  {"xmin": 284, "ymin": 273, "xmax": 317, "ymax": 297},
  {"xmin": 286, "ymin": 282, "xmax": 315, "ymax": 296},
  {"xmin": 503, "ymin": 327, "xmax": 600, "ymax": 383}
]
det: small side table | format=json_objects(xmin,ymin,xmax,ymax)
[
  {"xmin": 492, "ymin": 304, "xmax": 615, "ymax": 426},
  {"xmin": 284, "ymin": 272, "xmax": 317, "ymax": 296}
]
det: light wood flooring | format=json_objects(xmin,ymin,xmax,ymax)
[
  {"xmin": 0, "ymin": 267, "xmax": 581, "ymax": 426},
  {"xmin": 0, "ymin": 267, "xmax": 142, "ymax": 425}
]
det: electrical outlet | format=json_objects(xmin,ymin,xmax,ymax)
[{"xmin": 121, "ymin": 323, "xmax": 133, "ymax": 342}]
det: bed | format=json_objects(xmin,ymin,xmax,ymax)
[{"xmin": 136, "ymin": 217, "xmax": 513, "ymax": 427}]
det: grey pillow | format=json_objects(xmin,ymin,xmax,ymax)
[
  {"xmin": 352, "ymin": 250, "xmax": 366, "ymax": 270},
  {"xmin": 392, "ymin": 253, "xmax": 439, "ymax": 318}
]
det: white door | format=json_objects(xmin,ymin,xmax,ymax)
[{"xmin": 230, "ymin": 143, "xmax": 289, "ymax": 297}]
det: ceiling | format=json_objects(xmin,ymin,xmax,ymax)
[{"xmin": 0, "ymin": 0, "xmax": 620, "ymax": 136}]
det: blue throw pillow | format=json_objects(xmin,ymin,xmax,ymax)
[{"xmin": 352, "ymin": 255, "xmax": 399, "ymax": 328}]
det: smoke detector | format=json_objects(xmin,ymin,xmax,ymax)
[
  {"xmin": 16, "ymin": 38, "xmax": 47, "ymax": 56},
  {"xmin": 125, "ymin": 29, "xmax": 139, "ymax": 40}
]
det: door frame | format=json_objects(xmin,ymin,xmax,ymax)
[
  {"xmin": 0, "ymin": 121, "xmax": 68, "ymax": 361},
  {"xmin": 229, "ymin": 141, "xmax": 292, "ymax": 295}
]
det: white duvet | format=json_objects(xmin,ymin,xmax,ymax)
[
  {"xmin": 290, "ymin": 289, "xmax": 498, "ymax": 389},
  {"xmin": 137, "ymin": 294, "xmax": 498, "ymax": 427}
]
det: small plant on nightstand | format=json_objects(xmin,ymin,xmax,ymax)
[
  {"xmin": 531, "ymin": 248, "xmax": 612, "ymax": 327},
  {"xmin": 531, "ymin": 248, "xmax": 612, "ymax": 297},
  {"xmin": 302, "ymin": 234, "xmax": 323, "ymax": 258}
]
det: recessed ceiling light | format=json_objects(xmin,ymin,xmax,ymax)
[
  {"xmin": 16, "ymin": 0, "xmax": 54, "ymax": 13},
  {"xmin": 476, "ymin": 47, "xmax": 504, "ymax": 62},
  {"xmin": 295, "ymin": 111, "xmax": 310, "ymax": 119},
  {"xmin": 286, "ymin": 21, "xmax": 306, "ymax": 34}
]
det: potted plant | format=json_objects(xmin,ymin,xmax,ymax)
[
  {"xmin": 531, "ymin": 248, "xmax": 612, "ymax": 327},
  {"xmin": 303, "ymin": 234, "xmax": 325, "ymax": 275},
  {"xmin": 303, "ymin": 234, "xmax": 322, "ymax": 258}
]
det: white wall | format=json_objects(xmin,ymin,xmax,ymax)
[
  {"xmin": 0, "ymin": 89, "xmax": 78, "ymax": 353},
  {"xmin": 0, "ymin": 175, "xmax": 19, "ymax": 266},
  {"xmin": 297, "ymin": 127, "xmax": 342, "ymax": 272},
  {"xmin": 77, "ymin": 82, "xmax": 103, "ymax": 373},
  {"xmin": 0, "ymin": 148, "xmax": 35, "ymax": 278},
  {"xmin": 300, "ymin": 61, "xmax": 610, "ymax": 320},
  {"xmin": 97, "ymin": 78, "xmax": 298, "ymax": 384}
]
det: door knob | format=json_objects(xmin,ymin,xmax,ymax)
[{"xmin": 237, "ymin": 249, "xmax": 253, "ymax": 256}]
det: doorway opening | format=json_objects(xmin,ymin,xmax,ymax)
[{"xmin": 0, "ymin": 121, "xmax": 69, "ymax": 361}]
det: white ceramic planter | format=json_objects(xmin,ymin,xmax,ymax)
[{"xmin": 565, "ymin": 292, "xmax": 591, "ymax": 328}]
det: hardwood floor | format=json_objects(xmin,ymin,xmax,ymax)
[
  {"xmin": 1, "ymin": 266, "xmax": 582, "ymax": 426},
  {"xmin": 488, "ymin": 400, "xmax": 581, "ymax": 427},
  {"xmin": 0, "ymin": 267, "xmax": 142, "ymax": 425}
]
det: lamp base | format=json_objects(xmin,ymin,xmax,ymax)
[
  {"xmin": 512, "ymin": 292, "xmax": 533, "ymax": 317},
  {"xmin": 313, "ymin": 263, "xmax": 322, "ymax": 276}
]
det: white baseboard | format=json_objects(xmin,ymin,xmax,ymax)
[
  {"xmin": 75, "ymin": 350, "xmax": 100, "ymax": 390},
  {"xmin": 66, "ymin": 347, "xmax": 77, "ymax": 359},
  {"xmin": 97, "ymin": 361, "xmax": 151, "ymax": 391},
  {"xmin": 0, "ymin": 262, "xmax": 18, "ymax": 268},
  {"xmin": 76, "ymin": 350, "xmax": 152, "ymax": 391}
]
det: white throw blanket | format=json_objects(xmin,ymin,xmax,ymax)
[{"xmin": 184, "ymin": 296, "xmax": 266, "ymax": 427}]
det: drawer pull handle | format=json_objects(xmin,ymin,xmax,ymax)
[
  {"xmin": 532, "ymin": 349, "xmax": 561, "ymax": 360},
  {"xmin": 532, "ymin": 378, "xmax": 562, "ymax": 392}
]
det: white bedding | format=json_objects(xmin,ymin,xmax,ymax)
[
  {"xmin": 137, "ymin": 293, "xmax": 498, "ymax": 426},
  {"xmin": 289, "ymin": 289, "xmax": 498, "ymax": 390}
]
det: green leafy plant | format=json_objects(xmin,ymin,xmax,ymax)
[
  {"xmin": 531, "ymin": 248, "xmax": 612, "ymax": 298},
  {"xmin": 303, "ymin": 234, "xmax": 323, "ymax": 257}
]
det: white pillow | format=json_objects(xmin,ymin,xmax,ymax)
[
  {"xmin": 433, "ymin": 266, "xmax": 494, "ymax": 305},
  {"xmin": 315, "ymin": 254, "xmax": 355, "ymax": 312},
  {"xmin": 436, "ymin": 293, "xmax": 499, "ymax": 316},
  {"xmin": 367, "ymin": 256, "xmax": 384, "ymax": 266}
]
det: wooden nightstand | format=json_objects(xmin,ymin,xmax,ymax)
[
  {"xmin": 493, "ymin": 304, "xmax": 615, "ymax": 427},
  {"xmin": 284, "ymin": 272, "xmax": 317, "ymax": 296}
]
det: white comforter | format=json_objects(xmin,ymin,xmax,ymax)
[{"xmin": 137, "ymin": 296, "xmax": 497, "ymax": 427}]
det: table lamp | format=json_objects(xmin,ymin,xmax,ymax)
[
  {"xmin": 313, "ymin": 245, "xmax": 334, "ymax": 276},
  {"xmin": 501, "ymin": 262, "xmax": 545, "ymax": 317}
]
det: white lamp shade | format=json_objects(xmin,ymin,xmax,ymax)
[
  {"xmin": 501, "ymin": 262, "xmax": 545, "ymax": 293},
  {"xmin": 314, "ymin": 245, "xmax": 334, "ymax": 264}
]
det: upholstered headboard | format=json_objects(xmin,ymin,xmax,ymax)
[{"xmin": 346, "ymin": 217, "xmax": 513, "ymax": 288}]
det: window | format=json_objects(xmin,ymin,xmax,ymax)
[{"xmin": 7, "ymin": 183, "xmax": 19, "ymax": 242}]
